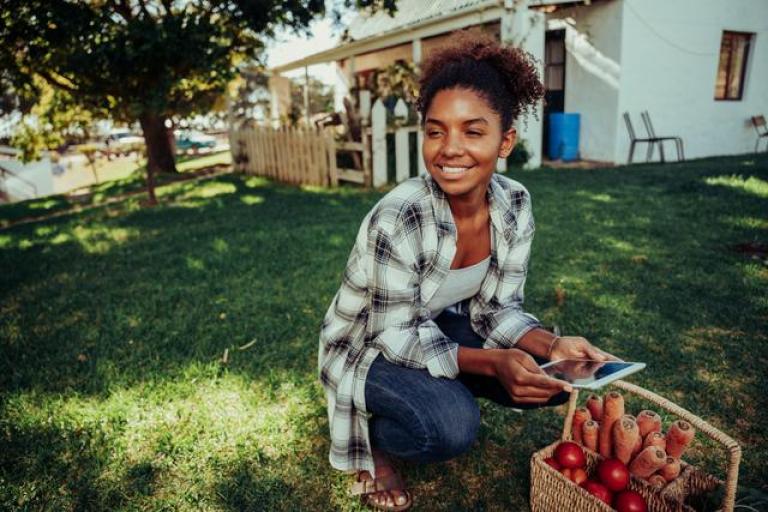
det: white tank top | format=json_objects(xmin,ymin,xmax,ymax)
[{"xmin": 426, "ymin": 256, "xmax": 491, "ymax": 318}]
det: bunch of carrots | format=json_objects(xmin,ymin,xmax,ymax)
[{"xmin": 572, "ymin": 391, "xmax": 696, "ymax": 488}]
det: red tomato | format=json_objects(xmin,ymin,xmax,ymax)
[
  {"xmin": 571, "ymin": 467, "xmax": 588, "ymax": 485},
  {"xmin": 597, "ymin": 458, "xmax": 631, "ymax": 492},
  {"xmin": 614, "ymin": 490, "xmax": 648, "ymax": 512},
  {"xmin": 544, "ymin": 457, "xmax": 562, "ymax": 471},
  {"xmin": 560, "ymin": 467, "xmax": 573, "ymax": 480},
  {"xmin": 580, "ymin": 480, "xmax": 613, "ymax": 505},
  {"xmin": 554, "ymin": 441, "xmax": 586, "ymax": 469}
]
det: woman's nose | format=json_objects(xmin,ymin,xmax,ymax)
[{"xmin": 442, "ymin": 133, "xmax": 465, "ymax": 157}]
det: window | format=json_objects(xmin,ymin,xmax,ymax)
[{"xmin": 714, "ymin": 31, "xmax": 752, "ymax": 100}]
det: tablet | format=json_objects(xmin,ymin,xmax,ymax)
[{"xmin": 539, "ymin": 359, "xmax": 646, "ymax": 390}]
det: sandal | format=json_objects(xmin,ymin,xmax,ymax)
[{"xmin": 350, "ymin": 471, "xmax": 413, "ymax": 511}]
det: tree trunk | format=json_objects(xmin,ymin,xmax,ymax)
[{"xmin": 139, "ymin": 114, "xmax": 177, "ymax": 206}]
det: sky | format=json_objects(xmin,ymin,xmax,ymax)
[{"xmin": 265, "ymin": 17, "xmax": 344, "ymax": 85}]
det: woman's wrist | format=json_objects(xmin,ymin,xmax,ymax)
[
  {"xmin": 457, "ymin": 346, "xmax": 503, "ymax": 377},
  {"xmin": 516, "ymin": 327, "xmax": 561, "ymax": 359}
]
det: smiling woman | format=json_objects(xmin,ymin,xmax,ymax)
[{"xmin": 318, "ymin": 29, "xmax": 617, "ymax": 511}]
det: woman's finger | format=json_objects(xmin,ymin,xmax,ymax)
[{"xmin": 518, "ymin": 371, "xmax": 573, "ymax": 393}]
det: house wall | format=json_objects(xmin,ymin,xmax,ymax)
[
  {"xmin": 0, "ymin": 157, "xmax": 54, "ymax": 202},
  {"xmin": 547, "ymin": 0, "xmax": 624, "ymax": 162},
  {"xmin": 617, "ymin": 0, "xmax": 768, "ymax": 162}
]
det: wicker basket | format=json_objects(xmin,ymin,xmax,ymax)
[{"xmin": 529, "ymin": 380, "xmax": 741, "ymax": 512}]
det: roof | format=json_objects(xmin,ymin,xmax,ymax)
[
  {"xmin": 271, "ymin": 0, "xmax": 591, "ymax": 72},
  {"xmin": 346, "ymin": 0, "xmax": 496, "ymax": 42}
]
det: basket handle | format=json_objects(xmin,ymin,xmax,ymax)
[{"xmin": 560, "ymin": 381, "xmax": 741, "ymax": 512}]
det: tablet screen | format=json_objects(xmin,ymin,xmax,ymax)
[{"xmin": 541, "ymin": 360, "xmax": 643, "ymax": 388}]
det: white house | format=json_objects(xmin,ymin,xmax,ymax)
[{"xmin": 271, "ymin": 0, "xmax": 768, "ymax": 167}]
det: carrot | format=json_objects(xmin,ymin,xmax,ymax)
[
  {"xmin": 636, "ymin": 410, "xmax": 662, "ymax": 438},
  {"xmin": 585, "ymin": 393, "xmax": 603, "ymax": 421},
  {"xmin": 666, "ymin": 420, "xmax": 695, "ymax": 458},
  {"xmin": 629, "ymin": 446, "xmax": 667, "ymax": 478},
  {"xmin": 643, "ymin": 431, "xmax": 666, "ymax": 451},
  {"xmin": 599, "ymin": 391, "xmax": 624, "ymax": 458},
  {"xmin": 612, "ymin": 415, "xmax": 640, "ymax": 464},
  {"xmin": 582, "ymin": 420, "xmax": 599, "ymax": 452},
  {"xmin": 572, "ymin": 407, "xmax": 591, "ymax": 445},
  {"xmin": 648, "ymin": 474, "xmax": 667, "ymax": 488},
  {"xmin": 660, "ymin": 457, "xmax": 681, "ymax": 481}
]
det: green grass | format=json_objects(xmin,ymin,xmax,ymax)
[
  {"xmin": 1, "ymin": 154, "xmax": 766, "ymax": 511},
  {"xmin": 0, "ymin": 151, "xmax": 232, "ymax": 227}
]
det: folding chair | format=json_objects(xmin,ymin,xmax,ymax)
[
  {"xmin": 623, "ymin": 112, "xmax": 658, "ymax": 164},
  {"xmin": 751, "ymin": 115, "xmax": 768, "ymax": 152},
  {"xmin": 641, "ymin": 111, "xmax": 685, "ymax": 162}
]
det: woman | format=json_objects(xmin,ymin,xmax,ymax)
[{"xmin": 318, "ymin": 31, "xmax": 614, "ymax": 511}]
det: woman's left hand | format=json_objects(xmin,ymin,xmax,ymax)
[{"xmin": 549, "ymin": 336, "xmax": 619, "ymax": 362}]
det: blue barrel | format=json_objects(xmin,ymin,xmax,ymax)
[{"xmin": 548, "ymin": 113, "xmax": 581, "ymax": 161}]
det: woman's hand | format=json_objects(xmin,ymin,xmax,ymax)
[
  {"xmin": 549, "ymin": 336, "xmax": 619, "ymax": 362},
  {"xmin": 492, "ymin": 348, "xmax": 572, "ymax": 404}
]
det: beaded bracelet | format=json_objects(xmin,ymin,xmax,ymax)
[{"xmin": 546, "ymin": 335, "xmax": 561, "ymax": 358}]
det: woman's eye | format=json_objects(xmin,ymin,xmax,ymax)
[{"xmin": 427, "ymin": 130, "xmax": 443, "ymax": 137}]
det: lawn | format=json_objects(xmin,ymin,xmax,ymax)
[{"xmin": 1, "ymin": 153, "xmax": 766, "ymax": 511}]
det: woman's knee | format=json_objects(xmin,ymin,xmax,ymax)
[{"xmin": 429, "ymin": 399, "xmax": 480, "ymax": 459}]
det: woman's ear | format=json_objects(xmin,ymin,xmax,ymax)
[{"xmin": 499, "ymin": 127, "xmax": 517, "ymax": 158}]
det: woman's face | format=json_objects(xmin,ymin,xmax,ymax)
[{"xmin": 422, "ymin": 87, "xmax": 516, "ymax": 201}]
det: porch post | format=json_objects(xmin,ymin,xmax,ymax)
[
  {"xmin": 304, "ymin": 66, "xmax": 311, "ymax": 127},
  {"xmin": 412, "ymin": 38, "xmax": 427, "ymax": 175}
]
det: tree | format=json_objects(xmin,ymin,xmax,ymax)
[{"xmin": 1, "ymin": 0, "xmax": 397, "ymax": 204}]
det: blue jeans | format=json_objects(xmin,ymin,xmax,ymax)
[{"xmin": 364, "ymin": 308, "xmax": 569, "ymax": 463}]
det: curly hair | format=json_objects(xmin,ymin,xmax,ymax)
[{"xmin": 417, "ymin": 29, "xmax": 544, "ymax": 131}]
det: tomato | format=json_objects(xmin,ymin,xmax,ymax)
[
  {"xmin": 560, "ymin": 467, "xmax": 573, "ymax": 480},
  {"xmin": 554, "ymin": 441, "xmax": 586, "ymax": 469},
  {"xmin": 571, "ymin": 467, "xmax": 588, "ymax": 485},
  {"xmin": 580, "ymin": 480, "xmax": 613, "ymax": 505},
  {"xmin": 544, "ymin": 457, "xmax": 562, "ymax": 471},
  {"xmin": 596, "ymin": 458, "xmax": 630, "ymax": 492},
  {"xmin": 614, "ymin": 490, "xmax": 648, "ymax": 512}
]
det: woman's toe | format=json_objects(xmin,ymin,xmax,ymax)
[{"xmin": 393, "ymin": 491, "xmax": 408, "ymax": 506}]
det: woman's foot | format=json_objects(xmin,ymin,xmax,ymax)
[{"xmin": 355, "ymin": 449, "xmax": 411, "ymax": 510}]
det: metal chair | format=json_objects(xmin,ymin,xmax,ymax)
[
  {"xmin": 623, "ymin": 112, "xmax": 659, "ymax": 164},
  {"xmin": 641, "ymin": 111, "xmax": 685, "ymax": 162},
  {"xmin": 751, "ymin": 115, "xmax": 768, "ymax": 152}
]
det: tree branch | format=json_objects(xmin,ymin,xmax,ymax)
[
  {"xmin": 37, "ymin": 70, "xmax": 79, "ymax": 94},
  {"xmin": 160, "ymin": 0, "xmax": 173, "ymax": 16},
  {"xmin": 136, "ymin": 0, "xmax": 152, "ymax": 19}
]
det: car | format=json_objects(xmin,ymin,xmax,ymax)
[
  {"xmin": 175, "ymin": 130, "xmax": 217, "ymax": 152},
  {"xmin": 103, "ymin": 130, "xmax": 145, "ymax": 157}
]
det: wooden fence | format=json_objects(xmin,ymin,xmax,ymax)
[{"xmin": 229, "ymin": 125, "xmax": 373, "ymax": 187}]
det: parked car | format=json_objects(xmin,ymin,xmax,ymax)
[
  {"xmin": 103, "ymin": 130, "xmax": 145, "ymax": 157},
  {"xmin": 175, "ymin": 130, "xmax": 217, "ymax": 152}
]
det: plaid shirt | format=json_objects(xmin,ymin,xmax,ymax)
[{"xmin": 318, "ymin": 173, "xmax": 541, "ymax": 476}]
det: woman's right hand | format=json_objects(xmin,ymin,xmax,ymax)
[{"xmin": 492, "ymin": 348, "xmax": 572, "ymax": 404}]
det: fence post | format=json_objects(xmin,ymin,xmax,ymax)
[
  {"xmin": 394, "ymin": 98, "xmax": 410, "ymax": 183},
  {"xmin": 326, "ymin": 129, "xmax": 338, "ymax": 186},
  {"xmin": 371, "ymin": 99, "xmax": 387, "ymax": 187},
  {"xmin": 417, "ymin": 128, "xmax": 427, "ymax": 175}
]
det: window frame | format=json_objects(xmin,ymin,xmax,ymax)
[{"xmin": 714, "ymin": 30, "xmax": 753, "ymax": 101}]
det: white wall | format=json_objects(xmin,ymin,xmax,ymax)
[
  {"xmin": 507, "ymin": 8, "xmax": 547, "ymax": 168},
  {"xmin": 0, "ymin": 157, "xmax": 54, "ymax": 202},
  {"xmin": 547, "ymin": 0, "xmax": 624, "ymax": 162},
  {"xmin": 617, "ymin": 0, "xmax": 768, "ymax": 163}
]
